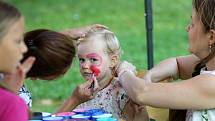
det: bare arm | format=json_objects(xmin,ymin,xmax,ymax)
[
  {"xmin": 120, "ymin": 71, "xmax": 215, "ymax": 110},
  {"xmin": 143, "ymin": 57, "xmax": 179, "ymax": 83},
  {"xmin": 177, "ymin": 54, "xmax": 200, "ymax": 79},
  {"xmin": 56, "ymin": 96, "xmax": 81, "ymax": 113},
  {"xmin": 56, "ymin": 81, "xmax": 94, "ymax": 113},
  {"xmin": 143, "ymin": 54, "xmax": 200, "ymax": 82}
]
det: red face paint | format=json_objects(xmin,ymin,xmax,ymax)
[{"xmin": 90, "ymin": 65, "xmax": 100, "ymax": 76}]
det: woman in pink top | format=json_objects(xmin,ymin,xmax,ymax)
[{"xmin": 0, "ymin": 1, "xmax": 35, "ymax": 121}]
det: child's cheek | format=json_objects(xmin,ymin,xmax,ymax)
[{"xmin": 80, "ymin": 63, "xmax": 84, "ymax": 69}]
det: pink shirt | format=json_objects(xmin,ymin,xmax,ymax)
[{"xmin": 0, "ymin": 87, "xmax": 28, "ymax": 121}]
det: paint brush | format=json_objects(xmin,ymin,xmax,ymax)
[{"xmin": 89, "ymin": 65, "xmax": 100, "ymax": 89}]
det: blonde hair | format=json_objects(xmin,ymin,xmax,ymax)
[
  {"xmin": 77, "ymin": 27, "xmax": 122, "ymax": 56},
  {"xmin": 0, "ymin": 1, "xmax": 22, "ymax": 41}
]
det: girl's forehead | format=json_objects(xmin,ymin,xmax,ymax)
[
  {"xmin": 78, "ymin": 51, "xmax": 105, "ymax": 58},
  {"xmin": 86, "ymin": 53, "xmax": 100, "ymax": 57},
  {"xmin": 78, "ymin": 39, "xmax": 106, "ymax": 53}
]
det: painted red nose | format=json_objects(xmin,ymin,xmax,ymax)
[{"xmin": 90, "ymin": 65, "xmax": 100, "ymax": 76}]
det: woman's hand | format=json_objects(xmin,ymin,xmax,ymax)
[
  {"xmin": 71, "ymin": 80, "xmax": 95, "ymax": 105},
  {"xmin": 117, "ymin": 61, "xmax": 137, "ymax": 78},
  {"xmin": 56, "ymin": 78, "xmax": 99, "ymax": 113},
  {"xmin": 61, "ymin": 24, "xmax": 107, "ymax": 40},
  {"xmin": 3, "ymin": 57, "xmax": 35, "ymax": 93}
]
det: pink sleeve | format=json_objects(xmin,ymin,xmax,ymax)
[{"xmin": 2, "ymin": 97, "xmax": 28, "ymax": 121}]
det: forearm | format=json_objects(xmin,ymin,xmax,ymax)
[
  {"xmin": 56, "ymin": 97, "xmax": 79, "ymax": 113},
  {"xmin": 120, "ymin": 71, "xmax": 148, "ymax": 104},
  {"xmin": 120, "ymin": 72, "xmax": 215, "ymax": 109},
  {"xmin": 120, "ymin": 72, "xmax": 182, "ymax": 108},
  {"xmin": 144, "ymin": 57, "xmax": 179, "ymax": 83},
  {"xmin": 176, "ymin": 54, "xmax": 200, "ymax": 79}
]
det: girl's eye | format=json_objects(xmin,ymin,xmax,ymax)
[
  {"xmin": 79, "ymin": 58, "xmax": 85, "ymax": 63},
  {"xmin": 90, "ymin": 58, "xmax": 98, "ymax": 62}
]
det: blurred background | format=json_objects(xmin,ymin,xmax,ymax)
[{"xmin": 7, "ymin": 0, "xmax": 191, "ymax": 112}]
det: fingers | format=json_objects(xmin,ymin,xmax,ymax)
[
  {"xmin": 92, "ymin": 75, "xmax": 99, "ymax": 92},
  {"xmin": 91, "ymin": 24, "xmax": 108, "ymax": 30},
  {"xmin": 62, "ymin": 24, "xmax": 108, "ymax": 42},
  {"xmin": 82, "ymin": 81, "xmax": 95, "ymax": 99},
  {"xmin": 117, "ymin": 61, "xmax": 136, "ymax": 75},
  {"xmin": 81, "ymin": 81, "xmax": 94, "ymax": 96},
  {"xmin": 21, "ymin": 56, "xmax": 36, "ymax": 73}
]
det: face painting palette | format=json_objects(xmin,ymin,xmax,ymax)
[{"xmin": 29, "ymin": 108, "xmax": 118, "ymax": 121}]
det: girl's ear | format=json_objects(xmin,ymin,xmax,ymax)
[
  {"xmin": 109, "ymin": 54, "xmax": 119, "ymax": 68},
  {"xmin": 209, "ymin": 30, "xmax": 215, "ymax": 45}
]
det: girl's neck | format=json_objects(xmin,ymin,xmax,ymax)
[{"xmin": 98, "ymin": 75, "xmax": 114, "ymax": 90}]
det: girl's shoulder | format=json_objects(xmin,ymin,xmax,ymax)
[{"xmin": 0, "ymin": 87, "xmax": 28, "ymax": 113}]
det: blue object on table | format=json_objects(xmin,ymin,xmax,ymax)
[
  {"xmin": 92, "ymin": 113, "xmax": 112, "ymax": 119},
  {"xmin": 43, "ymin": 116, "xmax": 64, "ymax": 121},
  {"xmin": 92, "ymin": 113, "xmax": 112, "ymax": 121},
  {"xmin": 71, "ymin": 114, "xmax": 91, "ymax": 119},
  {"xmin": 96, "ymin": 117, "xmax": 117, "ymax": 121},
  {"xmin": 90, "ymin": 109, "xmax": 106, "ymax": 116}
]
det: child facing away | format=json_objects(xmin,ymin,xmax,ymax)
[{"xmin": 75, "ymin": 27, "xmax": 149, "ymax": 121}]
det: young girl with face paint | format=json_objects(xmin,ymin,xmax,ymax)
[{"xmin": 75, "ymin": 27, "xmax": 149, "ymax": 121}]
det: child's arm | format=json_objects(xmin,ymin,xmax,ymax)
[
  {"xmin": 123, "ymin": 100, "xmax": 149, "ymax": 121},
  {"xmin": 56, "ymin": 81, "xmax": 94, "ymax": 113}
]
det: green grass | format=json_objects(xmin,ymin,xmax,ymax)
[{"xmin": 7, "ymin": 0, "xmax": 192, "ymax": 112}]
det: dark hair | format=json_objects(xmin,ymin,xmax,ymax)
[
  {"xmin": 193, "ymin": 0, "xmax": 215, "ymax": 32},
  {"xmin": 169, "ymin": 0, "xmax": 215, "ymax": 121},
  {"xmin": 22, "ymin": 29, "xmax": 76, "ymax": 79},
  {"xmin": 0, "ymin": 1, "xmax": 21, "ymax": 41}
]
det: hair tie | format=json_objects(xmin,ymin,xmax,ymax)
[
  {"xmin": 27, "ymin": 39, "xmax": 34, "ymax": 46},
  {"xmin": 27, "ymin": 39, "xmax": 37, "ymax": 50}
]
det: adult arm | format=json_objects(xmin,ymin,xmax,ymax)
[
  {"xmin": 56, "ymin": 81, "xmax": 94, "ymax": 113},
  {"xmin": 119, "ymin": 68, "xmax": 215, "ymax": 110},
  {"xmin": 143, "ymin": 54, "xmax": 200, "ymax": 83}
]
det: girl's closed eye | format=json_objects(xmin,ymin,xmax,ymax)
[{"xmin": 16, "ymin": 39, "xmax": 22, "ymax": 44}]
